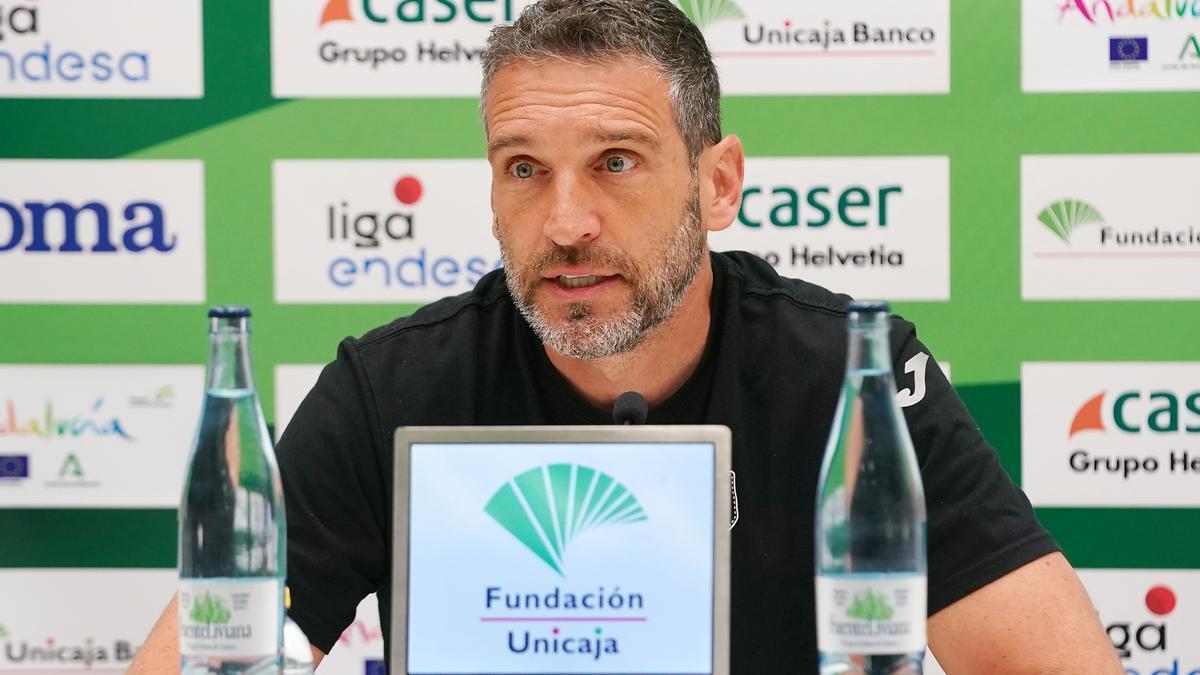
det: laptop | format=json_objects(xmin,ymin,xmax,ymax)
[{"xmin": 391, "ymin": 425, "xmax": 733, "ymax": 675}]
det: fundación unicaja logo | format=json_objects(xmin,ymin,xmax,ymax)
[
  {"xmin": 676, "ymin": 0, "xmax": 744, "ymax": 31},
  {"xmin": 485, "ymin": 464, "xmax": 647, "ymax": 576},
  {"xmin": 1038, "ymin": 198, "xmax": 1104, "ymax": 243}
]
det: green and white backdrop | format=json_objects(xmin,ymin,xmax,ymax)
[{"xmin": 1, "ymin": 0, "xmax": 1199, "ymax": 672}]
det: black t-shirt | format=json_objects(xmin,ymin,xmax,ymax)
[{"xmin": 278, "ymin": 251, "xmax": 1058, "ymax": 671}]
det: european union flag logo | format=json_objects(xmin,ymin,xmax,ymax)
[
  {"xmin": 1110, "ymin": 37, "xmax": 1148, "ymax": 62},
  {"xmin": 364, "ymin": 659, "xmax": 386, "ymax": 675},
  {"xmin": 0, "ymin": 455, "xmax": 29, "ymax": 479}
]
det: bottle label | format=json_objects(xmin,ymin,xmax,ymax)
[
  {"xmin": 816, "ymin": 574, "xmax": 926, "ymax": 654},
  {"xmin": 178, "ymin": 578, "xmax": 281, "ymax": 658}
]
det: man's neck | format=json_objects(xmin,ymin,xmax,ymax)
[{"xmin": 544, "ymin": 256, "xmax": 715, "ymax": 411}]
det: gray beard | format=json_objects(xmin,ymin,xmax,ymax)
[{"xmin": 500, "ymin": 192, "xmax": 705, "ymax": 360}]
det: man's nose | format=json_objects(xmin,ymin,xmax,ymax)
[{"xmin": 542, "ymin": 171, "xmax": 601, "ymax": 247}]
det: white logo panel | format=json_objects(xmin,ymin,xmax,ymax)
[
  {"xmin": 696, "ymin": 0, "xmax": 949, "ymax": 95},
  {"xmin": 1022, "ymin": 154, "xmax": 1200, "ymax": 300},
  {"xmin": 709, "ymin": 156, "xmax": 950, "ymax": 300},
  {"xmin": 0, "ymin": 160, "xmax": 206, "ymax": 303},
  {"xmin": 1023, "ymin": 0, "xmax": 1200, "ymax": 92},
  {"xmin": 0, "ymin": 569, "xmax": 178, "ymax": 671},
  {"xmin": 274, "ymin": 159, "xmax": 499, "ymax": 304},
  {"xmin": 0, "ymin": 0, "xmax": 203, "ymax": 98},
  {"xmin": 1022, "ymin": 362, "xmax": 1200, "ymax": 507},
  {"xmin": 0, "ymin": 365, "xmax": 204, "ymax": 507}
]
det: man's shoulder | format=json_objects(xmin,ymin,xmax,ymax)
[
  {"xmin": 717, "ymin": 250, "xmax": 853, "ymax": 316},
  {"xmin": 716, "ymin": 250, "xmax": 916, "ymax": 343}
]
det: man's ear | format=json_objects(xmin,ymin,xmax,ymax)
[{"xmin": 698, "ymin": 135, "xmax": 745, "ymax": 234}]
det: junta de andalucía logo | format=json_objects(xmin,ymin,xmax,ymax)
[{"xmin": 485, "ymin": 464, "xmax": 647, "ymax": 576}]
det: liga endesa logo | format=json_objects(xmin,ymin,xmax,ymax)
[
  {"xmin": 1066, "ymin": 388, "xmax": 1200, "ymax": 479},
  {"xmin": 324, "ymin": 174, "xmax": 497, "ymax": 291},
  {"xmin": 1106, "ymin": 585, "xmax": 1179, "ymax": 670}
]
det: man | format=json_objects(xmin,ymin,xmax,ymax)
[{"xmin": 133, "ymin": 0, "xmax": 1120, "ymax": 672}]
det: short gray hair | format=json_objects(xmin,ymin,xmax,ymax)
[{"xmin": 481, "ymin": 0, "xmax": 722, "ymax": 165}]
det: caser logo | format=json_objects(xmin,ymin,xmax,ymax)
[
  {"xmin": 318, "ymin": 0, "xmax": 515, "ymax": 26},
  {"xmin": 485, "ymin": 464, "xmax": 647, "ymax": 576},
  {"xmin": 736, "ymin": 182, "xmax": 906, "ymax": 270},
  {"xmin": 1069, "ymin": 390, "xmax": 1200, "ymax": 437}
]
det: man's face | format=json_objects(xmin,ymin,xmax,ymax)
[{"xmin": 485, "ymin": 57, "xmax": 706, "ymax": 359}]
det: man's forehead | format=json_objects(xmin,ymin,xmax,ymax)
[{"xmin": 483, "ymin": 57, "xmax": 677, "ymax": 147}]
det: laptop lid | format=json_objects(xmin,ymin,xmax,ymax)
[{"xmin": 391, "ymin": 425, "xmax": 732, "ymax": 675}]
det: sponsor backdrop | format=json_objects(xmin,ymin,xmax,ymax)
[{"xmin": 2, "ymin": 0, "xmax": 1199, "ymax": 671}]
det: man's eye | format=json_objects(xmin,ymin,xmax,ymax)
[
  {"xmin": 605, "ymin": 155, "xmax": 634, "ymax": 173},
  {"xmin": 511, "ymin": 162, "xmax": 535, "ymax": 179}
]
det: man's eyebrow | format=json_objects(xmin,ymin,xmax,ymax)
[
  {"xmin": 487, "ymin": 130, "xmax": 661, "ymax": 158},
  {"xmin": 594, "ymin": 129, "xmax": 660, "ymax": 149},
  {"xmin": 487, "ymin": 134, "xmax": 530, "ymax": 158}
]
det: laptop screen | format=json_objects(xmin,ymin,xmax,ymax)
[{"xmin": 394, "ymin": 427, "xmax": 730, "ymax": 675}]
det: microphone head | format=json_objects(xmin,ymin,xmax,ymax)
[{"xmin": 612, "ymin": 391, "xmax": 648, "ymax": 425}]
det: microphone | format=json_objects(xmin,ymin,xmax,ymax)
[{"xmin": 612, "ymin": 391, "xmax": 648, "ymax": 425}]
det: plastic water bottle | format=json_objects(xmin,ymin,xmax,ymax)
[
  {"xmin": 815, "ymin": 301, "xmax": 927, "ymax": 675},
  {"xmin": 179, "ymin": 306, "xmax": 286, "ymax": 674}
]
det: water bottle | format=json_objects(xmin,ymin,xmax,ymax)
[
  {"xmin": 815, "ymin": 301, "xmax": 927, "ymax": 675},
  {"xmin": 179, "ymin": 306, "xmax": 286, "ymax": 674}
]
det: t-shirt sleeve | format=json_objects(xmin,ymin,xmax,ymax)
[
  {"xmin": 889, "ymin": 319, "xmax": 1060, "ymax": 615},
  {"xmin": 277, "ymin": 339, "xmax": 389, "ymax": 654}
]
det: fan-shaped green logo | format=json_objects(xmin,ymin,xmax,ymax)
[
  {"xmin": 189, "ymin": 592, "xmax": 232, "ymax": 625},
  {"xmin": 846, "ymin": 589, "xmax": 895, "ymax": 621},
  {"xmin": 1038, "ymin": 199, "xmax": 1104, "ymax": 243},
  {"xmin": 0, "ymin": 623, "xmax": 8, "ymax": 639},
  {"xmin": 485, "ymin": 464, "xmax": 647, "ymax": 576},
  {"xmin": 676, "ymin": 0, "xmax": 744, "ymax": 31}
]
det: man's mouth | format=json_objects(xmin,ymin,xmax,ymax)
[{"xmin": 557, "ymin": 274, "xmax": 605, "ymax": 289}]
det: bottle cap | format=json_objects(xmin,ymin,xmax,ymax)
[
  {"xmin": 208, "ymin": 305, "xmax": 252, "ymax": 319},
  {"xmin": 847, "ymin": 300, "xmax": 890, "ymax": 315}
]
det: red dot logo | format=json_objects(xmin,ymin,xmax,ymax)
[
  {"xmin": 1145, "ymin": 585, "xmax": 1176, "ymax": 616},
  {"xmin": 393, "ymin": 176, "xmax": 422, "ymax": 205}
]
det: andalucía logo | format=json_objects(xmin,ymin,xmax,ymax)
[
  {"xmin": 1058, "ymin": 0, "xmax": 1200, "ymax": 25},
  {"xmin": 1106, "ymin": 585, "xmax": 1180, "ymax": 671},
  {"xmin": 485, "ymin": 463, "xmax": 647, "ymax": 576},
  {"xmin": 0, "ymin": 399, "xmax": 134, "ymax": 441}
]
